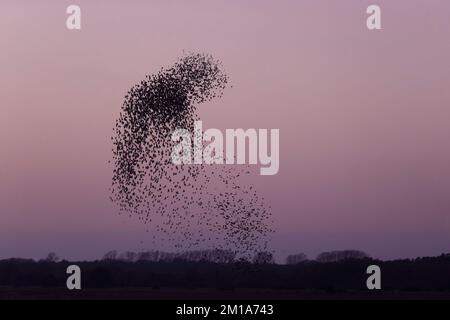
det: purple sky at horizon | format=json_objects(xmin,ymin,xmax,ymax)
[{"xmin": 1, "ymin": 0, "xmax": 450, "ymax": 262}]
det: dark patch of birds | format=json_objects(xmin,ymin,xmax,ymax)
[{"xmin": 110, "ymin": 53, "xmax": 273, "ymax": 260}]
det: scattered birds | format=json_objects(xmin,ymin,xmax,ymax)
[{"xmin": 110, "ymin": 53, "xmax": 273, "ymax": 260}]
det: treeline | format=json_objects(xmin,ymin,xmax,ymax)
[
  {"xmin": 101, "ymin": 249, "xmax": 237, "ymax": 264},
  {"xmin": 1, "ymin": 252, "xmax": 450, "ymax": 291},
  {"xmin": 41, "ymin": 249, "xmax": 370, "ymax": 264}
]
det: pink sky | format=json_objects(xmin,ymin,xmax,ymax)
[{"xmin": 1, "ymin": 0, "xmax": 450, "ymax": 261}]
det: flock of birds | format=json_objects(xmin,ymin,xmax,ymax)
[{"xmin": 110, "ymin": 53, "xmax": 273, "ymax": 259}]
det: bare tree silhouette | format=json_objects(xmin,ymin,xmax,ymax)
[
  {"xmin": 316, "ymin": 250, "xmax": 369, "ymax": 263},
  {"xmin": 286, "ymin": 253, "xmax": 307, "ymax": 264},
  {"xmin": 44, "ymin": 252, "xmax": 60, "ymax": 263}
]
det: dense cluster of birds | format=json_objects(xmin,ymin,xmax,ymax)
[{"xmin": 111, "ymin": 53, "xmax": 272, "ymax": 259}]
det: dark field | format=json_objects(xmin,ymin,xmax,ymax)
[{"xmin": 1, "ymin": 287, "xmax": 450, "ymax": 300}]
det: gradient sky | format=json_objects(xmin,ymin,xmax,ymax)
[{"xmin": 1, "ymin": 0, "xmax": 450, "ymax": 262}]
